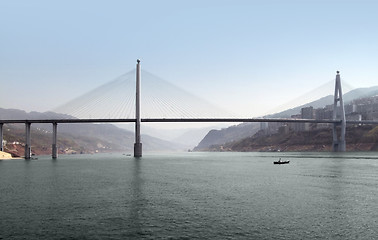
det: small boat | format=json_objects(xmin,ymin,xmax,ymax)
[{"xmin": 273, "ymin": 158, "xmax": 290, "ymax": 165}]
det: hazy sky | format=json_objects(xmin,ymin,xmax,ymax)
[{"xmin": 1, "ymin": 0, "xmax": 378, "ymax": 117}]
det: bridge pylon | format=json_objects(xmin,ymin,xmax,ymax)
[
  {"xmin": 332, "ymin": 71, "xmax": 346, "ymax": 152},
  {"xmin": 134, "ymin": 59, "xmax": 142, "ymax": 157},
  {"xmin": 52, "ymin": 122, "xmax": 58, "ymax": 159},
  {"xmin": 0, "ymin": 123, "xmax": 3, "ymax": 151},
  {"xmin": 25, "ymin": 122, "xmax": 31, "ymax": 159}
]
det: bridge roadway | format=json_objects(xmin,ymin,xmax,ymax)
[
  {"xmin": 0, "ymin": 118, "xmax": 341, "ymax": 124},
  {"xmin": 2, "ymin": 117, "xmax": 378, "ymax": 159},
  {"xmin": 1, "ymin": 118, "xmax": 378, "ymax": 124}
]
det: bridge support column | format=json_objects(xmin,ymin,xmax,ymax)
[
  {"xmin": 332, "ymin": 71, "xmax": 346, "ymax": 152},
  {"xmin": 134, "ymin": 59, "xmax": 142, "ymax": 157},
  {"xmin": 0, "ymin": 123, "xmax": 3, "ymax": 151},
  {"xmin": 52, "ymin": 122, "xmax": 58, "ymax": 159},
  {"xmin": 25, "ymin": 122, "xmax": 31, "ymax": 159}
]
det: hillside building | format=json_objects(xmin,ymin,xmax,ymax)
[{"xmin": 259, "ymin": 94, "xmax": 378, "ymax": 135}]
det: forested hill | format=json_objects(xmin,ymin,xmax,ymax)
[{"xmin": 1, "ymin": 108, "xmax": 185, "ymax": 156}]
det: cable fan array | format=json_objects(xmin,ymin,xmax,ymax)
[{"xmin": 54, "ymin": 69, "xmax": 235, "ymax": 119}]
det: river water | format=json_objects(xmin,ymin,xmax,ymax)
[{"xmin": 1, "ymin": 152, "xmax": 378, "ymax": 239}]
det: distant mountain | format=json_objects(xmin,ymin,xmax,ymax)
[
  {"xmin": 343, "ymin": 86, "xmax": 378, "ymax": 102},
  {"xmin": 194, "ymin": 86, "xmax": 378, "ymax": 151},
  {"xmin": 116, "ymin": 123, "xmax": 228, "ymax": 149},
  {"xmin": 0, "ymin": 108, "xmax": 73, "ymax": 120},
  {"xmin": 0, "ymin": 108, "xmax": 185, "ymax": 155},
  {"xmin": 267, "ymin": 86, "xmax": 378, "ymax": 118},
  {"xmin": 265, "ymin": 95, "xmax": 333, "ymax": 118},
  {"xmin": 193, "ymin": 123, "xmax": 260, "ymax": 151},
  {"xmin": 171, "ymin": 126, "xmax": 221, "ymax": 149}
]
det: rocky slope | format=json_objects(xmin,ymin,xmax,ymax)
[{"xmin": 202, "ymin": 125, "xmax": 378, "ymax": 152}]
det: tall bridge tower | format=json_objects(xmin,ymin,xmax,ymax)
[
  {"xmin": 332, "ymin": 71, "xmax": 346, "ymax": 152},
  {"xmin": 134, "ymin": 59, "xmax": 142, "ymax": 157}
]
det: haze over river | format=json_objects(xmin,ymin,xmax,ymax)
[{"xmin": 1, "ymin": 152, "xmax": 378, "ymax": 239}]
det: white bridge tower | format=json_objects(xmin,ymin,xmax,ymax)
[
  {"xmin": 134, "ymin": 59, "xmax": 142, "ymax": 157},
  {"xmin": 332, "ymin": 71, "xmax": 346, "ymax": 152}
]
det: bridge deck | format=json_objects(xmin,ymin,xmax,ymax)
[{"xmin": 1, "ymin": 118, "xmax": 377, "ymax": 124}]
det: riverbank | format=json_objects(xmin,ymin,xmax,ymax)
[{"xmin": 0, "ymin": 151, "xmax": 13, "ymax": 160}]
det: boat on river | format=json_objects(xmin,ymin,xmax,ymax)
[{"xmin": 273, "ymin": 158, "xmax": 290, "ymax": 165}]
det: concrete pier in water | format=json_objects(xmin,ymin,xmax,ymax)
[
  {"xmin": 25, "ymin": 122, "xmax": 31, "ymax": 159},
  {"xmin": 0, "ymin": 123, "xmax": 3, "ymax": 151},
  {"xmin": 52, "ymin": 122, "xmax": 58, "ymax": 159}
]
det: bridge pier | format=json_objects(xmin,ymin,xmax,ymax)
[
  {"xmin": 52, "ymin": 122, "xmax": 58, "ymax": 159},
  {"xmin": 332, "ymin": 71, "xmax": 346, "ymax": 152},
  {"xmin": 0, "ymin": 123, "xmax": 3, "ymax": 151},
  {"xmin": 134, "ymin": 59, "xmax": 142, "ymax": 157},
  {"xmin": 25, "ymin": 122, "xmax": 31, "ymax": 159}
]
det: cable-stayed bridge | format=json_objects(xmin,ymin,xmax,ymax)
[{"xmin": 1, "ymin": 60, "xmax": 377, "ymax": 159}]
